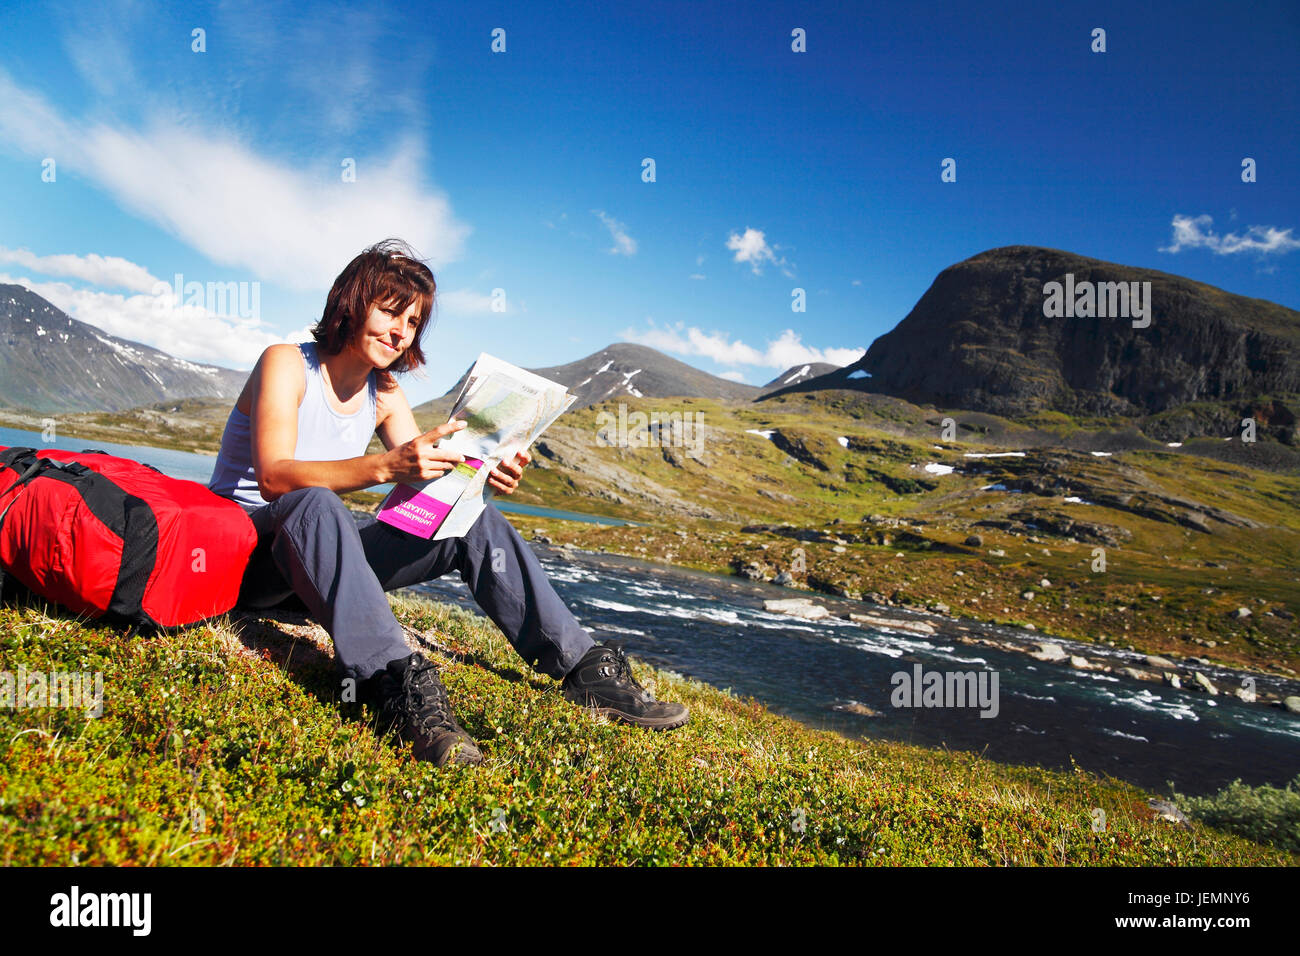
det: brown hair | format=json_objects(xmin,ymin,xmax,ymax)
[{"xmin": 312, "ymin": 238, "xmax": 437, "ymax": 390}]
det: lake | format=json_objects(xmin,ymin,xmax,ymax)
[{"xmin": 0, "ymin": 425, "xmax": 632, "ymax": 526}]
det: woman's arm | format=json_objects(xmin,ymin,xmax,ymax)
[
  {"xmin": 250, "ymin": 345, "xmax": 394, "ymax": 500},
  {"xmin": 376, "ymin": 380, "xmax": 423, "ymax": 450},
  {"xmin": 251, "ymin": 350, "xmax": 468, "ymax": 501}
]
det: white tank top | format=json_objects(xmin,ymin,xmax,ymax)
[{"xmin": 209, "ymin": 342, "xmax": 378, "ymax": 509}]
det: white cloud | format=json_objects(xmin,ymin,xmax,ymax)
[
  {"xmin": 764, "ymin": 329, "xmax": 863, "ymax": 368},
  {"xmin": 1, "ymin": 273, "xmax": 287, "ymax": 369},
  {"xmin": 718, "ymin": 370, "xmax": 748, "ymax": 383},
  {"xmin": 619, "ymin": 321, "xmax": 862, "ymax": 370},
  {"xmin": 1160, "ymin": 214, "xmax": 1300, "ymax": 255},
  {"xmin": 593, "ymin": 210, "xmax": 637, "ymax": 255},
  {"xmin": 0, "ymin": 68, "xmax": 471, "ymax": 293},
  {"xmin": 688, "ymin": 273, "xmax": 706, "ymax": 280},
  {"xmin": 819, "ymin": 346, "xmax": 867, "ymax": 366},
  {"xmin": 0, "ymin": 247, "xmax": 161, "ymax": 293},
  {"xmin": 726, "ymin": 227, "xmax": 793, "ymax": 276},
  {"xmin": 435, "ymin": 288, "xmax": 502, "ymax": 315}
]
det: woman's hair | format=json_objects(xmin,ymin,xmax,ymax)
[{"xmin": 311, "ymin": 238, "xmax": 437, "ymax": 389}]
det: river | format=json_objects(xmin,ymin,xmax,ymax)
[{"xmin": 411, "ymin": 546, "xmax": 1300, "ymax": 797}]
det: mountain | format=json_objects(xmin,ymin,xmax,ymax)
[
  {"xmin": 413, "ymin": 342, "xmax": 760, "ymax": 419},
  {"xmin": 763, "ymin": 246, "xmax": 1300, "ymax": 418},
  {"xmin": 526, "ymin": 343, "xmax": 761, "ymax": 405},
  {"xmin": 760, "ymin": 362, "xmax": 839, "ymax": 393},
  {"xmin": 0, "ymin": 284, "xmax": 247, "ymax": 413}
]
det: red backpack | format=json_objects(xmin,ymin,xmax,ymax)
[{"xmin": 0, "ymin": 445, "xmax": 258, "ymax": 630}]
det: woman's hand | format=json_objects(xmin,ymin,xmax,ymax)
[
  {"xmin": 488, "ymin": 448, "xmax": 532, "ymax": 495},
  {"xmin": 381, "ymin": 419, "xmax": 467, "ymax": 484}
]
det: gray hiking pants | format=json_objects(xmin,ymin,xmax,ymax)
[{"xmin": 235, "ymin": 486, "xmax": 596, "ymax": 683}]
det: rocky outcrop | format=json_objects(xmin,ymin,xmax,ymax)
[
  {"xmin": 765, "ymin": 246, "xmax": 1300, "ymax": 423},
  {"xmin": 767, "ymin": 431, "xmax": 831, "ymax": 471},
  {"xmin": 530, "ymin": 427, "xmax": 733, "ymax": 521},
  {"xmin": 973, "ymin": 511, "xmax": 1131, "ymax": 547},
  {"xmin": 964, "ymin": 450, "xmax": 1260, "ymax": 532}
]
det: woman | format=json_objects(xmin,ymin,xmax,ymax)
[{"xmin": 209, "ymin": 239, "xmax": 688, "ymax": 767}]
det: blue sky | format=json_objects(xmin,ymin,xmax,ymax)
[{"xmin": 1, "ymin": 0, "xmax": 1297, "ymax": 406}]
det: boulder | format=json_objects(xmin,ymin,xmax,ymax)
[
  {"xmin": 847, "ymin": 613, "xmax": 937, "ymax": 635},
  {"xmin": 764, "ymin": 598, "xmax": 830, "ymax": 620},
  {"xmin": 831, "ymin": 701, "xmax": 882, "ymax": 717},
  {"xmin": 1147, "ymin": 799, "xmax": 1191, "ymax": 828},
  {"xmin": 1119, "ymin": 667, "xmax": 1158, "ymax": 682}
]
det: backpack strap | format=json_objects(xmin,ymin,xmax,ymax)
[
  {"xmin": 0, "ymin": 454, "xmax": 74, "ymax": 531},
  {"xmin": 0, "ymin": 446, "xmax": 38, "ymax": 469}
]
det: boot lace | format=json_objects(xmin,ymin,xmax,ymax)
[
  {"xmin": 608, "ymin": 643, "xmax": 651, "ymax": 701},
  {"xmin": 396, "ymin": 656, "xmax": 457, "ymax": 736}
]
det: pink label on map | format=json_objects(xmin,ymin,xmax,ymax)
[{"xmin": 376, "ymin": 458, "xmax": 485, "ymax": 539}]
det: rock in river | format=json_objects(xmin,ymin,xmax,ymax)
[{"xmin": 763, "ymin": 598, "xmax": 830, "ymax": 620}]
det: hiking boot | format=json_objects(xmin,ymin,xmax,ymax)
[
  {"xmin": 561, "ymin": 641, "xmax": 689, "ymax": 730},
  {"xmin": 372, "ymin": 652, "xmax": 483, "ymax": 766}
]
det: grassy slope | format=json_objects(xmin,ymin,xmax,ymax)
[{"xmin": 1, "ymin": 592, "xmax": 1292, "ymax": 866}]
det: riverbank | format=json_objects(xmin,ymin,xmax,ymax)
[
  {"xmin": 0, "ymin": 403, "xmax": 226, "ymax": 456},
  {"xmin": 0, "ymin": 591, "xmax": 1292, "ymax": 865}
]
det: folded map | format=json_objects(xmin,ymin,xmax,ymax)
[{"xmin": 376, "ymin": 353, "xmax": 576, "ymax": 539}]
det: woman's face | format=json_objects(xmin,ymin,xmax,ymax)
[{"xmin": 351, "ymin": 297, "xmax": 422, "ymax": 368}]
